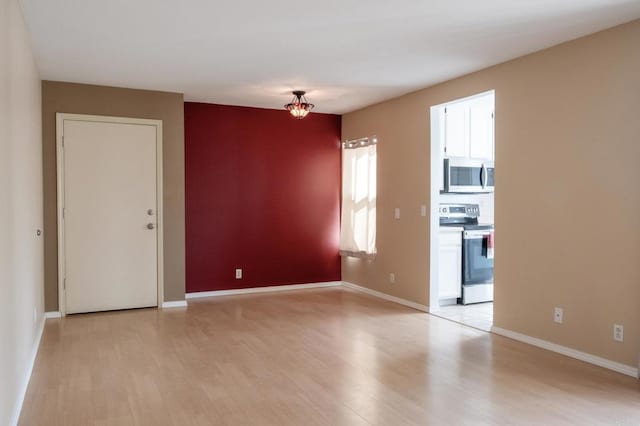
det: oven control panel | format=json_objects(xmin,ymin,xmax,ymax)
[{"xmin": 439, "ymin": 203, "xmax": 480, "ymax": 219}]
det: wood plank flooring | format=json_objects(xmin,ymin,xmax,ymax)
[{"xmin": 19, "ymin": 288, "xmax": 640, "ymax": 425}]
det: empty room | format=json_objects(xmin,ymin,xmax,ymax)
[{"xmin": 2, "ymin": 0, "xmax": 640, "ymax": 425}]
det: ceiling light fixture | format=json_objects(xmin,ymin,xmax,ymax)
[{"xmin": 284, "ymin": 90, "xmax": 314, "ymax": 119}]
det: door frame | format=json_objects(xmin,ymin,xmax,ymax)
[
  {"xmin": 56, "ymin": 113, "xmax": 164, "ymax": 316},
  {"xmin": 429, "ymin": 90, "xmax": 495, "ymax": 311}
]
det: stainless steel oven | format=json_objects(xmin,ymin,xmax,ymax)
[
  {"xmin": 443, "ymin": 157, "xmax": 494, "ymax": 193},
  {"xmin": 462, "ymin": 229, "xmax": 494, "ymax": 304}
]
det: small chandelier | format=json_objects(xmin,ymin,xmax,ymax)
[{"xmin": 284, "ymin": 90, "xmax": 314, "ymax": 119}]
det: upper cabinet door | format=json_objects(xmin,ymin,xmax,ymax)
[
  {"xmin": 469, "ymin": 103, "xmax": 494, "ymax": 161},
  {"xmin": 444, "ymin": 102, "xmax": 469, "ymax": 158},
  {"xmin": 443, "ymin": 93, "xmax": 494, "ymax": 161}
]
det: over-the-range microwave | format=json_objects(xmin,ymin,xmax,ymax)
[{"xmin": 443, "ymin": 157, "xmax": 495, "ymax": 193}]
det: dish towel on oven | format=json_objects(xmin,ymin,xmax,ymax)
[{"xmin": 485, "ymin": 232, "xmax": 494, "ymax": 259}]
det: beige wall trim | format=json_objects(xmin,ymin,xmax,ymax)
[
  {"xmin": 342, "ymin": 281, "xmax": 430, "ymax": 312},
  {"xmin": 186, "ymin": 281, "xmax": 343, "ymax": 299},
  {"xmin": 492, "ymin": 326, "xmax": 639, "ymax": 379},
  {"xmin": 44, "ymin": 312, "xmax": 61, "ymax": 319},
  {"xmin": 161, "ymin": 300, "xmax": 187, "ymax": 308},
  {"xmin": 9, "ymin": 317, "xmax": 45, "ymax": 426},
  {"xmin": 55, "ymin": 113, "xmax": 164, "ymax": 315}
]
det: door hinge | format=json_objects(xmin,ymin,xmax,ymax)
[
  {"xmin": 62, "ymin": 207, "xmax": 65, "ymax": 219},
  {"xmin": 63, "ymin": 278, "xmax": 66, "ymax": 290},
  {"xmin": 61, "ymin": 135, "xmax": 64, "ymax": 147},
  {"xmin": 444, "ymin": 107, "xmax": 447, "ymax": 114}
]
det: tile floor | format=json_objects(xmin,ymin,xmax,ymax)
[{"xmin": 430, "ymin": 302, "xmax": 493, "ymax": 331}]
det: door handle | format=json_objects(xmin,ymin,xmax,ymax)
[{"xmin": 146, "ymin": 223, "xmax": 155, "ymax": 230}]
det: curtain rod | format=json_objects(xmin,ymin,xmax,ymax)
[{"xmin": 342, "ymin": 135, "xmax": 378, "ymax": 149}]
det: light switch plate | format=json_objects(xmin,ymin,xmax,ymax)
[
  {"xmin": 420, "ymin": 205, "xmax": 427, "ymax": 217},
  {"xmin": 394, "ymin": 208, "xmax": 400, "ymax": 220}
]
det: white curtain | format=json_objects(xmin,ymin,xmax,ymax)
[{"xmin": 340, "ymin": 140, "xmax": 377, "ymax": 257}]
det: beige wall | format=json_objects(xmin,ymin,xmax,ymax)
[
  {"xmin": 0, "ymin": 0, "xmax": 44, "ymax": 424},
  {"xmin": 42, "ymin": 81, "xmax": 186, "ymax": 309},
  {"xmin": 342, "ymin": 20, "xmax": 640, "ymax": 368}
]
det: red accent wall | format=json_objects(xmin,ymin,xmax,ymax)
[{"xmin": 185, "ymin": 102, "xmax": 341, "ymax": 293}]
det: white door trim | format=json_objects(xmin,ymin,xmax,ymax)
[{"xmin": 56, "ymin": 113, "xmax": 164, "ymax": 316}]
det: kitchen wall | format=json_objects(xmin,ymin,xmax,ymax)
[
  {"xmin": 184, "ymin": 103, "xmax": 341, "ymax": 292},
  {"xmin": 42, "ymin": 82, "xmax": 186, "ymax": 309},
  {"xmin": 342, "ymin": 19, "xmax": 640, "ymax": 368},
  {"xmin": 0, "ymin": 0, "xmax": 44, "ymax": 424}
]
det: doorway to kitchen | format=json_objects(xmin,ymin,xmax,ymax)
[{"xmin": 428, "ymin": 91, "xmax": 495, "ymax": 332}]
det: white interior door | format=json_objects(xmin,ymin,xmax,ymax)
[{"xmin": 60, "ymin": 116, "xmax": 160, "ymax": 314}]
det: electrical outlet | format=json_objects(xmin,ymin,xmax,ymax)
[
  {"xmin": 420, "ymin": 205, "xmax": 427, "ymax": 217},
  {"xmin": 394, "ymin": 208, "xmax": 400, "ymax": 220},
  {"xmin": 235, "ymin": 268, "xmax": 242, "ymax": 279},
  {"xmin": 613, "ymin": 324, "xmax": 624, "ymax": 342},
  {"xmin": 554, "ymin": 307, "xmax": 563, "ymax": 324},
  {"xmin": 389, "ymin": 273, "xmax": 396, "ymax": 284}
]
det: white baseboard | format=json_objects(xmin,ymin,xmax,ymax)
[
  {"xmin": 44, "ymin": 311, "xmax": 61, "ymax": 319},
  {"xmin": 161, "ymin": 300, "xmax": 188, "ymax": 308},
  {"xmin": 341, "ymin": 281, "xmax": 429, "ymax": 312},
  {"xmin": 10, "ymin": 315, "xmax": 45, "ymax": 426},
  {"xmin": 492, "ymin": 326, "xmax": 639, "ymax": 379},
  {"xmin": 186, "ymin": 281, "xmax": 342, "ymax": 299}
]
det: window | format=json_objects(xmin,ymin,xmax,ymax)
[{"xmin": 340, "ymin": 136, "xmax": 377, "ymax": 257}]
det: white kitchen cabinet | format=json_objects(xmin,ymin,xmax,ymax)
[
  {"xmin": 469, "ymin": 102, "xmax": 494, "ymax": 160},
  {"xmin": 444, "ymin": 102, "xmax": 468, "ymax": 158},
  {"xmin": 438, "ymin": 229, "xmax": 462, "ymax": 300},
  {"xmin": 444, "ymin": 94, "xmax": 494, "ymax": 161}
]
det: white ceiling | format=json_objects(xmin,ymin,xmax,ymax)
[{"xmin": 20, "ymin": 0, "xmax": 640, "ymax": 114}]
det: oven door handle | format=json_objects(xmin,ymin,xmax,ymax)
[{"xmin": 464, "ymin": 230, "xmax": 492, "ymax": 239}]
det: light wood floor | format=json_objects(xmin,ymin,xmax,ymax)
[{"xmin": 20, "ymin": 288, "xmax": 640, "ymax": 425}]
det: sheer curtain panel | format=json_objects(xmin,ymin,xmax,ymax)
[{"xmin": 340, "ymin": 137, "xmax": 377, "ymax": 257}]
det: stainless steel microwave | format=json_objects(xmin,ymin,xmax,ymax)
[{"xmin": 443, "ymin": 157, "xmax": 494, "ymax": 193}]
